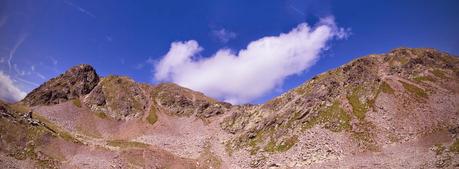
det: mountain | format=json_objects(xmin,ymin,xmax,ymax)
[{"xmin": 1, "ymin": 48, "xmax": 458, "ymax": 169}]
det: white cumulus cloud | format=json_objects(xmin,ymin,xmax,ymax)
[
  {"xmin": 0, "ymin": 71, "xmax": 27, "ymax": 103},
  {"xmin": 154, "ymin": 17, "xmax": 347, "ymax": 104}
]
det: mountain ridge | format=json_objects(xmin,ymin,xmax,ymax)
[{"xmin": 1, "ymin": 47, "xmax": 459, "ymax": 168}]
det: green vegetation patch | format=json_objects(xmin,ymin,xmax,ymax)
[
  {"xmin": 293, "ymin": 86, "xmax": 309, "ymax": 95},
  {"xmin": 367, "ymin": 81, "xmax": 395, "ymax": 111},
  {"xmin": 387, "ymin": 133, "xmax": 400, "ymax": 143},
  {"xmin": 100, "ymin": 76, "xmax": 144, "ymax": 116},
  {"xmin": 0, "ymin": 118, "xmax": 46, "ymax": 155},
  {"xmin": 199, "ymin": 141, "xmax": 222, "ymax": 169},
  {"xmin": 413, "ymin": 76, "xmax": 435, "ymax": 83},
  {"xmin": 399, "ymin": 57, "xmax": 409, "ymax": 65},
  {"xmin": 293, "ymin": 81, "xmax": 313, "ymax": 95},
  {"xmin": 347, "ymin": 87, "xmax": 368, "ymax": 121},
  {"xmin": 433, "ymin": 144, "xmax": 446, "ymax": 155},
  {"xmin": 225, "ymin": 119, "xmax": 275, "ymax": 155},
  {"xmin": 247, "ymin": 130, "xmax": 267, "ymax": 155},
  {"xmin": 343, "ymin": 86, "xmax": 380, "ymax": 151},
  {"xmin": 399, "ymin": 80, "xmax": 428, "ymax": 99},
  {"xmin": 302, "ymin": 101, "xmax": 351, "ymax": 132},
  {"xmin": 107, "ymin": 140, "xmax": 149, "ymax": 149},
  {"xmin": 350, "ymin": 121, "xmax": 379, "ymax": 152},
  {"xmin": 147, "ymin": 106, "xmax": 158, "ymax": 125},
  {"xmin": 75, "ymin": 125, "xmax": 102, "ymax": 139},
  {"xmin": 0, "ymin": 116, "xmax": 60, "ymax": 168},
  {"xmin": 244, "ymin": 127, "xmax": 276, "ymax": 155},
  {"xmin": 72, "ymin": 99, "xmax": 82, "ymax": 108},
  {"xmin": 431, "ymin": 69, "xmax": 447, "ymax": 79},
  {"xmin": 380, "ymin": 81, "xmax": 395, "ymax": 94},
  {"xmin": 284, "ymin": 111, "xmax": 302, "ymax": 129},
  {"xmin": 9, "ymin": 103, "xmax": 30, "ymax": 113},
  {"xmin": 95, "ymin": 111, "xmax": 108, "ymax": 119},
  {"xmin": 33, "ymin": 114, "xmax": 79, "ymax": 143},
  {"xmin": 450, "ymin": 139, "xmax": 459, "ymax": 154},
  {"xmin": 224, "ymin": 141, "xmax": 234, "ymax": 156},
  {"xmin": 264, "ymin": 135, "xmax": 299, "ymax": 153}
]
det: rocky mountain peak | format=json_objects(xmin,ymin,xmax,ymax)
[
  {"xmin": 22, "ymin": 64, "xmax": 99, "ymax": 106},
  {"xmin": 84, "ymin": 75, "xmax": 148, "ymax": 120}
]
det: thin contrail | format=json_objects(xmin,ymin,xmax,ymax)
[
  {"xmin": 8, "ymin": 34, "xmax": 28, "ymax": 73},
  {"xmin": 36, "ymin": 72, "xmax": 46, "ymax": 80},
  {"xmin": 63, "ymin": 0, "xmax": 96, "ymax": 18},
  {"xmin": 289, "ymin": 5, "xmax": 305, "ymax": 16},
  {"xmin": 16, "ymin": 76, "xmax": 39, "ymax": 87}
]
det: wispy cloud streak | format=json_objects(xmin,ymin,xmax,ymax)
[
  {"xmin": 64, "ymin": 0, "xmax": 96, "ymax": 18},
  {"xmin": 15, "ymin": 76, "xmax": 39, "ymax": 87},
  {"xmin": 8, "ymin": 34, "xmax": 28, "ymax": 73},
  {"xmin": 289, "ymin": 5, "xmax": 305, "ymax": 16}
]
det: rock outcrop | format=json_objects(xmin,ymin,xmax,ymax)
[
  {"xmin": 84, "ymin": 75, "xmax": 148, "ymax": 120},
  {"xmin": 151, "ymin": 83, "xmax": 231, "ymax": 118},
  {"xmin": 22, "ymin": 64, "xmax": 99, "ymax": 106}
]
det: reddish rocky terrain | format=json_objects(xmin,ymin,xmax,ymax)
[{"xmin": 1, "ymin": 48, "xmax": 458, "ymax": 169}]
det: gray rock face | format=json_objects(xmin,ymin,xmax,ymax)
[
  {"xmin": 22, "ymin": 64, "xmax": 99, "ymax": 106},
  {"xmin": 84, "ymin": 85, "xmax": 106, "ymax": 106}
]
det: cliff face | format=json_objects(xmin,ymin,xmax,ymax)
[{"xmin": 1, "ymin": 48, "xmax": 459, "ymax": 168}]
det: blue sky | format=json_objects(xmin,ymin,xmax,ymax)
[{"xmin": 0, "ymin": 0, "xmax": 458, "ymax": 103}]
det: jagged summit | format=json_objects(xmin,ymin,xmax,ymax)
[
  {"xmin": 22, "ymin": 64, "xmax": 100, "ymax": 106},
  {"xmin": 20, "ymin": 62, "xmax": 232, "ymax": 121}
]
